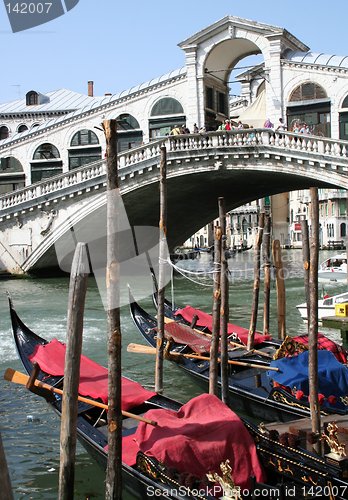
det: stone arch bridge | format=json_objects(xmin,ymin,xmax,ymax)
[{"xmin": 1, "ymin": 129, "xmax": 348, "ymax": 276}]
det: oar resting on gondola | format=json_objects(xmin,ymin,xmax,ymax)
[
  {"xmin": 4, "ymin": 367, "xmax": 157, "ymax": 426},
  {"xmin": 127, "ymin": 342, "xmax": 279, "ymax": 371}
]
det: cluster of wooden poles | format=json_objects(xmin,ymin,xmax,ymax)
[
  {"xmin": 0, "ymin": 118, "xmax": 323, "ymax": 499},
  {"xmin": 154, "ymin": 146, "xmax": 323, "ymax": 452}
]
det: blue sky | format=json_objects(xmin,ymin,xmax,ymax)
[{"xmin": 0, "ymin": 0, "xmax": 346, "ymax": 104}]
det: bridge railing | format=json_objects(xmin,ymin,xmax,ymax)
[
  {"xmin": 1, "ymin": 129, "xmax": 348, "ymax": 212},
  {"xmin": 119, "ymin": 128, "xmax": 348, "ymax": 167}
]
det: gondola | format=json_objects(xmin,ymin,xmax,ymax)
[
  {"xmin": 6, "ymin": 297, "xmax": 277, "ymax": 500},
  {"xmin": 130, "ymin": 298, "xmax": 348, "ymax": 423},
  {"xmin": 245, "ymin": 415, "xmax": 348, "ymax": 500}
]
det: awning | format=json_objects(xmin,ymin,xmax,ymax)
[{"xmin": 237, "ymin": 90, "xmax": 266, "ymax": 128}]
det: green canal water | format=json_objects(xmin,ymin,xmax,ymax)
[{"xmin": 0, "ymin": 250, "xmax": 346, "ymax": 499}]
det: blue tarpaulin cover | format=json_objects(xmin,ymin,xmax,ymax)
[{"xmin": 268, "ymin": 350, "xmax": 348, "ymax": 398}]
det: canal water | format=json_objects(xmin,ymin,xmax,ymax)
[{"xmin": 0, "ymin": 249, "xmax": 346, "ymax": 499}]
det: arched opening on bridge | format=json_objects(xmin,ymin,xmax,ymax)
[
  {"xmin": 31, "ymin": 143, "xmax": 62, "ymax": 183},
  {"xmin": 0, "ymin": 125, "xmax": 9, "ymax": 140},
  {"xmin": 0, "ymin": 156, "xmax": 25, "ymax": 194},
  {"xmin": 149, "ymin": 97, "xmax": 185, "ymax": 139},
  {"xmin": 286, "ymin": 82, "xmax": 331, "ymax": 137},
  {"xmin": 339, "ymin": 93, "xmax": 348, "ymax": 141},
  {"xmin": 68, "ymin": 129, "xmax": 102, "ymax": 169},
  {"xmin": 17, "ymin": 124, "xmax": 28, "ymax": 133},
  {"xmin": 116, "ymin": 113, "xmax": 143, "ymax": 151},
  {"xmin": 203, "ymin": 38, "xmax": 264, "ymax": 130}
]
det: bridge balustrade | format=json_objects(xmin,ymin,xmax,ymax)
[{"xmin": 1, "ymin": 129, "xmax": 348, "ymax": 214}]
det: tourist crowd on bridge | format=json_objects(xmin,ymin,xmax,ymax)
[{"xmin": 169, "ymin": 117, "xmax": 317, "ymax": 137}]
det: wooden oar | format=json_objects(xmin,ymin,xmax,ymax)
[
  {"xmin": 163, "ymin": 316, "xmax": 273, "ymax": 359},
  {"xmin": 4, "ymin": 368, "xmax": 157, "ymax": 426},
  {"xmin": 127, "ymin": 343, "xmax": 279, "ymax": 371}
]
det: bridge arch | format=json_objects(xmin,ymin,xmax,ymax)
[{"xmin": 197, "ymin": 27, "xmax": 269, "ymax": 130}]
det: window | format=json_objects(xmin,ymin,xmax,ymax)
[
  {"xmin": 149, "ymin": 100, "xmax": 184, "ymax": 140},
  {"xmin": 151, "ymin": 98, "xmax": 184, "ymax": 116},
  {"xmin": 69, "ymin": 151, "xmax": 101, "ymax": 169},
  {"xmin": 206, "ymin": 87, "xmax": 214, "ymax": 110},
  {"xmin": 71, "ymin": 129, "xmax": 99, "ymax": 147},
  {"xmin": 116, "ymin": 114, "xmax": 140, "ymax": 130},
  {"xmin": 217, "ymin": 92, "xmax": 227, "ymax": 114},
  {"xmin": 289, "ymin": 83, "xmax": 327, "ymax": 102},
  {"xmin": 26, "ymin": 91, "xmax": 39, "ymax": 106},
  {"xmin": 18, "ymin": 124, "xmax": 28, "ymax": 133},
  {"xmin": 342, "ymin": 94, "xmax": 348, "ymax": 108},
  {"xmin": 339, "ymin": 200, "xmax": 347, "ymax": 216},
  {"xmin": 69, "ymin": 130, "xmax": 101, "ymax": 169},
  {"xmin": 0, "ymin": 156, "xmax": 23, "ymax": 172},
  {"xmin": 33, "ymin": 143, "xmax": 60, "ymax": 160},
  {"xmin": 341, "ymin": 223, "xmax": 346, "ymax": 238},
  {"xmin": 0, "ymin": 126, "xmax": 9, "ymax": 140}
]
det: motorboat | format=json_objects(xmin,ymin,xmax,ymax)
[
  {"xmin": 318, "ymin": 253, "xmax": 348, "ymax": 282},
  {"xmin": 296, "ymin": 290, "xmax": 348, "ymax": 322}
]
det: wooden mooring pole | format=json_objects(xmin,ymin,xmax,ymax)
[
  {"xmin": 308, "ymin": 187, "xmax": 321, "ymax": 444},
  {"xmin": 272, "ymin": 239, "xmax": 286, "ymax": 339},
  {"xmin": 0, "ymin": 432, "xmax": 13, "ymax": 500},
  {"xmin": 209, "ymin": 223, "xmax": 222, "ymax": 396},
  {"xmin": 155, "ymin": 146, "xmax": 167, "ymax": 394},
  {"xmin": 247, "ymin": 212, "xmax": 265, "ymax": 350},
  {"xmin": 58, "ymin": 243, "xmax": 89, "ymax": 500},
  {"xmin": 262, "ymin": 214, "xmax": 271, "ymax": 336},
  {"xmin": 301, "ymin": 219, "xmax": 310, "ymax": 327},
  {"xmin": 219, "ymin": 197, "xmax": 229, "ymax": 405},
  {"xmin": 103, "ymin": 119, "xmax": 122, "ymax": 500}
]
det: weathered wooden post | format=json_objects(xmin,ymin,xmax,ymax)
[
  {"xmin": 262, "ymin": 214, "xmax": 271, "ymax": 335},
  {"xmin": 0, "ymin": 432, "xmax": 13, "ymax": 500},
  {"xmin": 301, "ymin": 219, "xmax": 310, "ymax": 326},
  {"xmin": 219, "ymin": 197, "xmax": 229, "ymax": 405},
  {"xmin": 308, "ymin": 187, "xmax": 321, "ymax": 445},
  {"xmin": 102, "ymin": 119, "xmax": 122, "ymax": 500},
  {"xmin": 272, "ymin": 239, "xmax": 286, "ymax": 339},
  {"xmin": 209, "ymin": 223, "xmax": 222, "ymax": 396},
  {"xmin": 247, "ymin": 212, "xmax": 265, "ymax": 350},
  {"xmin": 58, "ymin": 243, "xmax": 89, "ymax": 500},
  {"xmin": 155, "ymin": 146, "xmax": 167, "ymax": 394}
]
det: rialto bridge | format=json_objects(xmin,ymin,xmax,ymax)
[
  {"xmin": 1, "ymin": 14, "xmax": 348, "ymax": 275},
  {"xmin": 0, "ymin": 129, "xmax": 348, "ymax": 276}
]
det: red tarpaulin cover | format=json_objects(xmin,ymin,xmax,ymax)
[
  {"xmin": 175, "ymin": 305, "xmax": 271, "ymax": 345},
  {"xmin": 164, "ymin": 321, "xmax": 211, "ymax": 354},
  {"xmin": 134, "ymin": 393, "xmax": 266, "ymax": 490},
  {"xmin": 29, "ymin": 338, "xmax": 156, "ymax": 410},
  {"xmin": 292, "ymin": 333, "xmax": 347, "ymax": 364}
]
